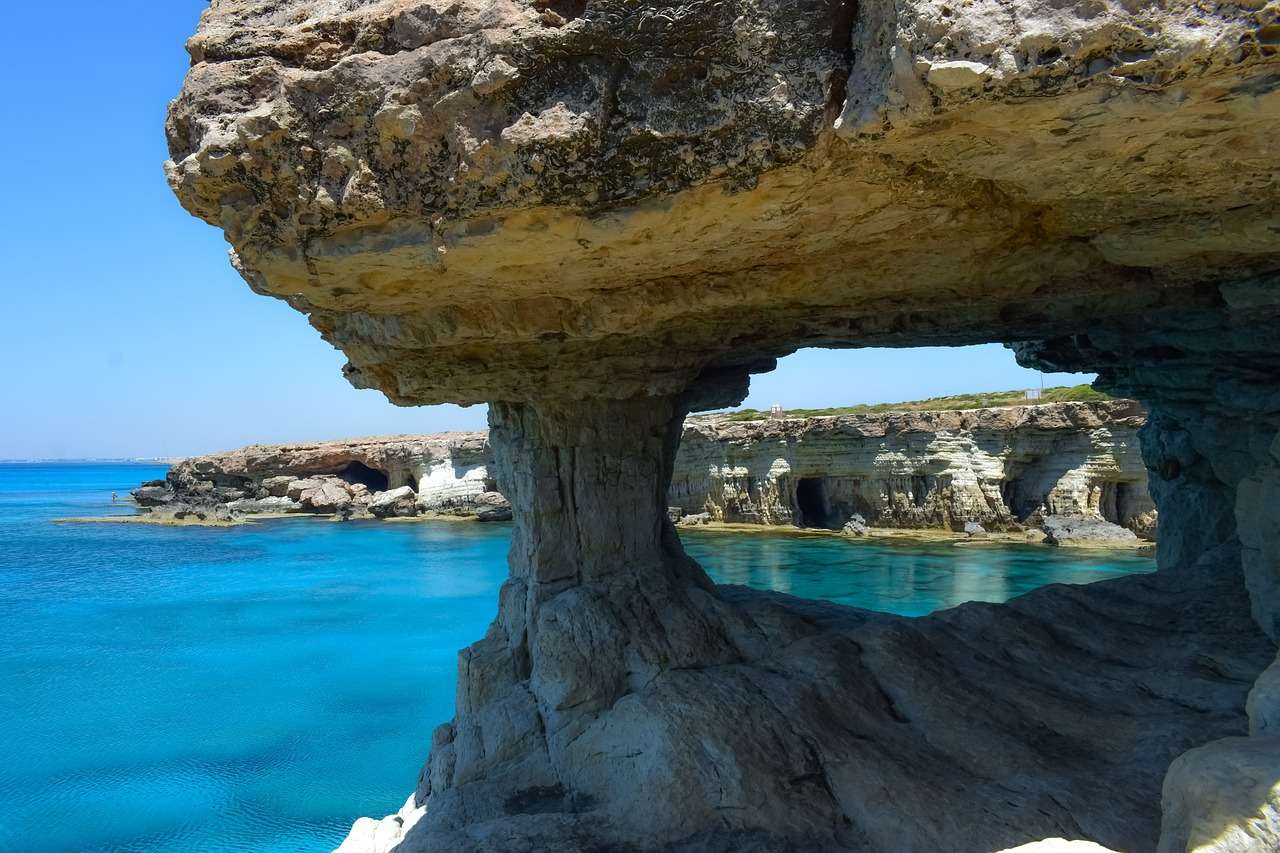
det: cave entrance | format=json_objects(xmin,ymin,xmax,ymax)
[
  {"xmin": 796, "ymin": 477, "xmax": 839, "ymax": 529},
  {"xmin": 1099, "ymin": 481, "xmax": 1121, "ymax": 524},
  {"xmin": 1001, "ymin": 476, "xmax": 1032, "ymax": 520},
  {"xmin": 1099, "ymin": 481, "xmax": 1146, "ymax": 525},
  {"xmin": 338, "ymin": 461, "xmax": 389, "ymax": 492}
]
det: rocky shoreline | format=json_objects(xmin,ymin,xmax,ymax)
[
  {"xmin": 132, "ymin": 432, "xmax": 509, "ymax": 524},
  {"xmin": 131, "ymin": 400, "xmax": 1154, "ymax": 546}
]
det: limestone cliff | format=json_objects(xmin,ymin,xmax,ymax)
[
  {"xmin": 166, "ymin": 0, "xmax": 1280, "ymax": 850},
  {"xmin": 136, "ymin": 400, "xmax": 1154, "ymax": 539},
  {"xmin": 677, "ymin": 400, "xmax": 1154, "ymax": 537},
  {"xmin": 139, "ymin": 432, "xmax": 505, "ymax": 518}
]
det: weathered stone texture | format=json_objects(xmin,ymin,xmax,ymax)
[
  {"xmin": 356, "ymin": 498, "xmax": 1273, "ymax": 852},
  {"xmin": 675, "ymin": 400, "xmax": 1154, "ymax": 536},
  {"xmin": 168, "ymin": 0, "xmax": 1280, "ymax": 404},
  {"xmin": 158, "ymin": 432, "xmax": 498, "ymax": 516},
  {"xmin": 1159, "ymin": 736, "xmax": 1280, "ymax": 853},
  {"xmin": 165, "ymin": 0, "xmax": 1280, "ymax": 850},
  {"xmin": 144, "ymin": 400, "xmax": 1154, "ymax": 539}
]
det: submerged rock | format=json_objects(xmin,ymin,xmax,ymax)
[
  {"xmin": 1248, "ymin": 659, "xmax": 1280, "ymax": 737},
  {"xmin": 146, "ymin": 502, "xmax": 236, "ymax": 524}
]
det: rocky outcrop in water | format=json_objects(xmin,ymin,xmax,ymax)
[
  {"xmin": 136, "ymin": 433, "xmax": 511, "ymax": 521},
  {"xmin": 677, "ymin": 400, "xmax": 1155, "ymax": 540},
  {"xmin": 135, "ymin": 401, "xmax": 1154, "ymax": 541},
  {"xmin": 167, "ymin": 0, "xmax": 1280, "ymax": 849}
]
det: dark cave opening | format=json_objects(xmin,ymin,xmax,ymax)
[
  {"xmin": 796, "ymin": 477, "xmax": 839, "ymax": 529},
  {"xmin": 338, "ymin": 461, "xmax": 389, "ymax": 492},
  {"xmin": 1001, "ymin": 477, "xmax": 1028, "ymax": 518},
  {"xmin": 1099, "ymin": 480, "xmax": 1149, "ymax": 529},
  {"xmin": 1099, "ymin": 481, "xmax": 1121, "ymax": 524}
]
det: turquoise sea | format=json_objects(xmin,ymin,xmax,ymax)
[{"xmin": 0, "ymin": 464, "xmax": 1155, "ymax": 852}]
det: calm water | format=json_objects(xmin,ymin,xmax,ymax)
[{"xmin": 0, "ymin": 464, "xmax": 1154, "ymax": 852}]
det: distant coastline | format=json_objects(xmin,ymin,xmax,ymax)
[
  {"xmin": 0, "ymin": 458, "xmax": 176, "ymax": 465},
  {"xmin": 118, "ymin": 397, "xmax": 1155, "ymax": 548}
]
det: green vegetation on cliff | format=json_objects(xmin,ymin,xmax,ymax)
[{"xmin": 722, "ymin": 384, "xmax": 1113, "ymax": 422}]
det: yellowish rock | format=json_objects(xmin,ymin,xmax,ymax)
[{"xmin": 1160, "ymin": 736, "xmax": 1280, "ymax": 853}]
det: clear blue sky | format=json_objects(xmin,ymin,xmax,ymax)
[{"xmin": 0, "ymin": 2, "xmax": 1090, "ymax": 460}]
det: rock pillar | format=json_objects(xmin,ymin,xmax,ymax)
[
  {"xmin": 418, "ymin": 395, "xmax": 757, "ymax": 836},
  {"xmin": 356, "ymin": 379, "xmax": 1273, "ymax": 853}
]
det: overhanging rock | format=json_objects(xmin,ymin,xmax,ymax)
[
  {"xmin": 167, "ymin": 1, "xmax": 1280, "ymax": 850},
  {"xmin": 168, "ymin": 0, "xmax": 1280, "ymax": 405}
]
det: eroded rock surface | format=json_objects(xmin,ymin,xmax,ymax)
[
  {"xmin": 1159, "ymin": 736, "xmax": 1280, "ymax": 853},
  {"xmin": 349, "ymin": 533, "xmax": 1273, "ymax": 853},
  {"xmin": 168, "ymin": 0, "xmax": 1280, "ymax": 404},
  {"xmin": 139, "ymin": 400, "xmax": 1154, "ymax": 539},
  {"xmin": 148, "ymin": 432, "xmax": 503, "ymax": 518},
  {"xmin": 165, "ymin": 0, "xmax": 1280, "ymax": 850},
  {"xmin": 676, "ymin": 400, "xmax": 1155, "ymax": 537}
]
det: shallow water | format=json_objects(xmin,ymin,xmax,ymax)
[
  {"xmin": 687, "ymin": 527, "xmax": 1155, "ymax": 617},
  {"xmin": 0, "ymin": 464, "xmax": 1154, "ymax": 852}
]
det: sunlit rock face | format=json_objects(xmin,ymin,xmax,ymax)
[
  {"xmin": 167, "ymin": 1, "xmax": 1280, "ymax": 851},
  {"xmin": 156, "ymin": 433, "xmax": 500, "ymax": 516},
  {"xmin": 167, "ymin": 0, "xmax": 1279, "ymax": 405},
  {"xmin": 676, "ymin": 400, "xmax": 1155, "ymax": 536},
  {"xmin": 148, "ymin": 400, "xmax": 1155, "ymax": 536}
]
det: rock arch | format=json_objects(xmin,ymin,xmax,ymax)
[{"xmin": 168, "ymin": 1, "xmax": 1280, "ymax": 849}]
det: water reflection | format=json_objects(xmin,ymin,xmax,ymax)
[{"xmin": 680, "ymin": 531, "xmax": 1154, "ymax": 617}]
